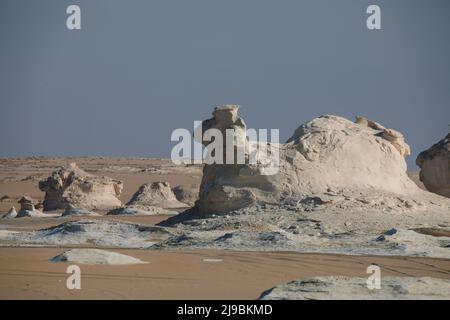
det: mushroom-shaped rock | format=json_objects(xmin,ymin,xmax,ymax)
[
  {"xmin": 39, "ymin": 163, "xmax": 123, "ymax": 211},
  {"xmin": 416, "ymin": 133, "xmax": 450, "ymax": 198}
]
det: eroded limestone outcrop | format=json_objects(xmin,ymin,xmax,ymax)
[
  {"xmin": 194, "ymin": 106, "xmax": 419, "ymax": 215},
  {"xmin": 416, "ymin": 133, "xmax": 450, "ymax": 198},
  {"xmin": 39, "ymin": 163, "xmax": 123, "ymax": 211},
  {"xmin": 127, "ymin": 182, "xmax": 188, "ymax": 209},
  {"xmin": 17, "ymin": 196, "xmax": 45, "ymax": 217}
]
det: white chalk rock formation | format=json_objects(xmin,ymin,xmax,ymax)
[
  {"xmin": 127, "ymin": 182, "xmax": 189, "ymax": 209},
  {"xmin": 106, "ymin": 181, "xmax": 187, "ymax": 215},
  {"xmin": 16, "ymin": 196, "xmax": 46, "ymax": 218},
  {"xmin": 51, "ymin": 249, "xmax": 147, "ymax": 265},
  {"xmin": 193, "ymin": 106, "xmax": 421, "ymax": 214},
  {"xmin": 259, "ymin": 276, "xmax": 450, "ymax": 300},
  {"xmin": 39, "ymin": 163, "xmax": 123, "ymax": 211},
  {"xmin": 416, "ymin": 133, "xmax": 450, "ymax": 198},
  {"xmin": 2, "ymin": 207, "xmax": 18, "ymax": 219}
]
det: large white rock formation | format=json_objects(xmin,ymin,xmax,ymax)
[
  {"xmin": 416, "ymin": 133, "xmax": 450, "ymax": 198},
  {"xmin": 195, "ymin": 106, "xmax": 420, "ymax": 214},
  {"xmin": 39, "ymin": 163, "xmax": 123, "ymax": 211}
]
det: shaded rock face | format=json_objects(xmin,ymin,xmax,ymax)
[
  {"xmin": 416, "ymin": 133, "xmax": 450, "ymax": 198},
  {"xmin": 127, "ymin": 182, "xmax": 188, "ymax": 209},
  {"xmin": 172, "ymin": 184, "xmax": 199, "ymax": 207},
  {"xmin": 195, "ymin": 107, "xmax": 419, "ymax": 215},
  {"xmin": 18, "ymin": 196, "xmax": 35, "ymax": 211},
  {"xmin": 39, "ymin": 163, "xmax": 123, "ymax": 211}
]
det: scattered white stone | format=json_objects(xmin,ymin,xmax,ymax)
[
  {"xmin": 107, "ymin": 205, "xmax": 176, "ymax": 216},
  {"xmin": 0, "ymin": 220, "xmax": 172, "ymax": 248},
  {"xmin": 2, "ymin": 207, "xmax": 17, "ymax": 219},
  {"xmin": 202, "ymin": 258, "xmax": 223, "ymax": 263},
  {"xmin": 51, "ymin": 249, "xmax": 147, "ymax": 265},
  {"xmin": 259, "ymin": 276, "xmax": 450, "ymax": 300},
  {"xmin": 62, "ymin": 205, "xmax": 100, "ymax": 217}
]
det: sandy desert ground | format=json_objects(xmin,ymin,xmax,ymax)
[
  {"xmin": 0, "ymin": 157, "xmax": 449, "ymax": 300},
  {"xmin": 1, "ymin": 247, "xmax": 449, "ymax": 300}
]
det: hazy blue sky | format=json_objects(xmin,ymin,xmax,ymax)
[{"xmin": 1, "ymin": 0, "xmax": 449, "ymax": 168}]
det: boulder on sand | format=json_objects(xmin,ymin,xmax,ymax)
[
  {"xmin": 194, "ymin": 106, "xmax": 420, "ymax": 214},
  {"xmin": 416, "ymin": 133, "xmax": 450, "ymax": 198},
  {"xmin": 51, "ymin": 249, "xmax": 147, "ymax": 265},
  {"xmin": 39, "ymin": 163, "xmax": 123, "ymax": 211}
]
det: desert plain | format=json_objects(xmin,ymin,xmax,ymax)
[{"xmin": 0, "ymin": 156, "xmax": 448, "ymax": 300}]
